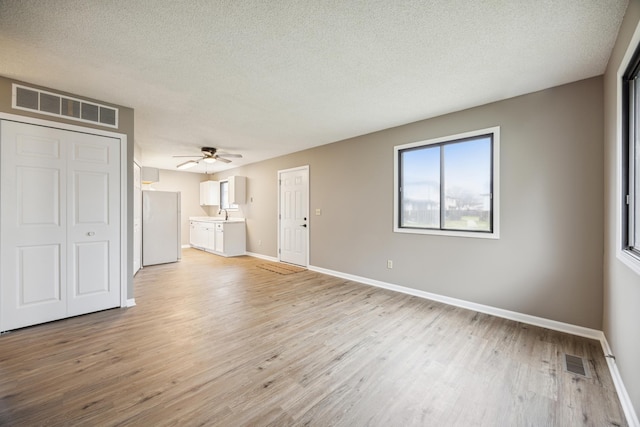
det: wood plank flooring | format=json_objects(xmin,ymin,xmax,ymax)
[{"xmin": 0, "ymin": 249, "xmax": 628, "ymax": 426}]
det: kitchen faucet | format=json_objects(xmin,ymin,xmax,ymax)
[{"xmin": 218, "ymin": 208, "xmax": 228, "ymax": 221}]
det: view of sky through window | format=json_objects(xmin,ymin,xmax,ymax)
[{"xmin": 400, "ymin": 135, "xmax": 492, "ymax": 231}]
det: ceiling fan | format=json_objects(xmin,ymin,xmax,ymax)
[{"xmin": 174, "ymin": 147, "xmax": 242, "ymax": 170}]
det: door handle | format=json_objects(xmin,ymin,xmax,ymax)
[
  {"xmin": 87, "ymin": 231, "xmax": 95, "ymax": 236},
  {"xmin": 301, "ymin": 224, "xmax": 307, "ymax": 227}
]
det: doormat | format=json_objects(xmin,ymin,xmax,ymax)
[{"xmin": 257, "ymin": 263, "xmax": 306, "ymax": 275}]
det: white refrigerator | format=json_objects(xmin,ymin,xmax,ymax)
[{"xmin": 142, "ymin": 190, "xmax": 181, "ymax": 266}]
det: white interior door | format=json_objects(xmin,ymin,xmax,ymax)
[
  {"xmin": 279, "ymin": 166, "xmax": 308, "ymax": 266},
  {"xmin": 1, "ymin": 120, "xmax": 121, "ymax": 330}
]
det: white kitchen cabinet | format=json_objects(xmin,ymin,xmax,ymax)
[
  {"xmin": 200, "ymin": 180, "xmax": 220, "ymax": 206},
  {"xmin": 213, "ymin": 222, "xmax": 245, "ymax": 256},
  {"xmin": 189, "ymin": 221, "xmax": 208, "ymax": 249},
  {"xmin": 228, "ymin": 176, "xmax": 246, "ymax": 205},
  {"xmin": 189, "ymin": 219, "xmax": 246, "ymax": 257},
  {"xmin": 205, "ymin": 224, "xmax": 216, "ymax": 251},
  {"xmin": 214, "ymin": 223, "xmax": 224, "ymax": 253}
]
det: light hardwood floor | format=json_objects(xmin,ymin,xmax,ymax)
[{"xmin": 0, "ymin": 249, "xmax": 628, "ymax": 426}]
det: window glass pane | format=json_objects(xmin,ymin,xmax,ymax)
[
  {"xmin": 39, "ymin": 93, "xmax": 60, "ymax": 114},
  {"xmin": 220, "ymin": 181, "xmax": 229, "ymax": 209},
  {"xmin": 629, "ymin": 132, "xmax": 640, "ymax": 250},
  {"xmin": 400, "ymin": 146, "xmax": 440, "ymax": 228},
  {"xmin": 16, "ymin": 87, "xmax": 39, "ymax": 109},
  {"xmin": 99, "ymin": 106, "xmax": 117, "ymax": 125},
  {"xmin": 81, "ymin": 103, "xmax": 99, "ymax": 122},
  {"xmin": 632, "ymin": 78, "xmax": 640, "ymax": 250},
  {"xmin": 443, "ymin": 137, "xmax": 491, "ymax": 231},
  {"xmin": 61, "ymin": 98, "xmax": 81, "ymax": 118}
]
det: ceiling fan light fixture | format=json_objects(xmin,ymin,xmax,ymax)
[
  {"xmin": 203, "ymin": 157, "xmax": 216, "ymax": 164},
  {"xmin": 176, "ymin": 160, "xmax": 198, "ymax": 170}
]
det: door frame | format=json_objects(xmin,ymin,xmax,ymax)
[
  {"xmin": 0, "ymin": 112, "xmax": 129, "ymax": 311},
  {"xmin": 133, "ymin": 161, "xmax": 142, "ymax": 276},
  {"xmin": 277, "ymin": 165, "xmax": 309, "ymax": 267}
]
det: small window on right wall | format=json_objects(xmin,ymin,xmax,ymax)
[
  {"xmin": 623, "ymin": 47, "xmax": 640, "ymax": 260},
  {"xmin": 394, "ymin": 127, "xmax": 500, "ymax": 239},
  {"xmin": 219, "ymin": 180, "xmax": 239, "ymax": 211}
]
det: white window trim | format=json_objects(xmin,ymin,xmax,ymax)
[
  {"xmin": 616, "ymin": 19, "xmax": 640, "ymax": 276},
  {"xmin": 219, "ymin": 179, "xmax": 239, "ymax": 211},
  {"xmin": 12, "ymin": 84, "xmax": 119, "ymax": 129},
  {"xmin": 393, "ymin": 126, "xmax": 500, "ymax": 240}
]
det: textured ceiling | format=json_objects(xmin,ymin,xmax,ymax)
[{"xmin": 0, "ymin": 0, "xmax": 629, "ymax": 173}]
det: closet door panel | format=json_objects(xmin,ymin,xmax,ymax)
[
  {"xmin": 1, "ymin": 121, "xmax": 68, "ymax": 330},
  {"xmin": 1, "ymin": 120, "xmax": 122, "ymax": 331},
  {"xmin": 66, "ymin": 131, "xmax": 120, "ymax": 316}
]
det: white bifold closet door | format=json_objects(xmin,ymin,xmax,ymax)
[{"xmin": 0, "ymin": 120, "xmax": 121, "ymax": 331}]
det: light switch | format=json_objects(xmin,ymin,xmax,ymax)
[{"xmin": 315, "ymin": 208, "xmax": 321, "ymax": 216}]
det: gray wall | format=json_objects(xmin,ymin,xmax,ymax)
[
  {"xmin": 216, "ymin": 76, "xmax": 604, "ymax": 330},
  {"xmin": 604, "ymin": 0, "xmax": 640, "ymax": 421},
  {"xmin": 0, "ymin": 76, "xmax": 136, "ymax": 299}
]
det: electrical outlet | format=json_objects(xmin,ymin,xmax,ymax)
[
  {"xmin": 387, "ymin": 260, "xmax": 393, "ymax": 269},
  {"xmin": 258, "ymin": 240, "xmax": 262, "ymax": 246},
  {"xmin": 315, "ymin": 208, "xmax": 321, "ymax": 216}
]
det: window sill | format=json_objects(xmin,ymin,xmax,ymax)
[
  {"xmin": 617, "ymin": 249, "xmax": 640, "ymax": 276},
  {"xmin": 394, "ymin": 226, "xmax": 500, "ymax": 240}
]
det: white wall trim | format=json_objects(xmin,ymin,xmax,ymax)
[
  {"xmin": 126, "ymin": 298, "xmax": 136, "ymax": 308},
  {"xmin": 615, "ymin": 15, "xmax": 640, "ymax": 277},
  {"xmin": 393, "ymin": 126, "xmax": 501, "ymax": 240},
  {"xmin": 601, "ymin": 335, "xmax": 640, "ymax": 427},
  {"xmin": 181, "ymin": 244, "xmax": 191, "ymax": 249},
  {"xmin": 308, "ymin": 265, "xmax": 601, "ymax": 339},
  {"xmin": 247, "ymin": 252, "xmax": 279, "ymax": 262}
]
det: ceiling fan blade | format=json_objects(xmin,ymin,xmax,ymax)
[
  {"xmin": 217, "ymin": 153, "xmax": 243, "ymax": 158},
  {"xmin": 214, "ymin": 155, "xmax": 231, "ymax": 163},
  {"xmin": 176, "ymin": 159, "xmax": 199, "ymax": 170}
]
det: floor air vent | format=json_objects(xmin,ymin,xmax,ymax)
[{"xmin": 563, "ymin": 354, "xmax": 590, "ymax": 378}]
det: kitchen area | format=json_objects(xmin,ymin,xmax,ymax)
[
  {"xmin": 136, "ymin": 166, "xmax": 248, "ymax": 272},
  {"xmin": 190, "ymin": 175, "xmax": 247, "ymax": 257}
]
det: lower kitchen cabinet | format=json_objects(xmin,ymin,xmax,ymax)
[
  {"xmin": 189, "ymin": 221, "xmax": 208, "ymax": 249},
  {"xmin": 189, "ymin": 220, "xmax": 246, "ymax": 257}
]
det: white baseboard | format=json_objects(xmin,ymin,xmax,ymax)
[
  {"xmin": 181, "ymin": 244, "xmax": 191, "ymax": 249},
  {"xmin": 308, "ymin": 265, "xmax": 602, "ymax": 340},
  {"xmin": 126, "ymin": 298, "xmax": 136, "ymax": 307},
  {"xmin": 600, "ymin": 336, "xmax": 640, "ymax": 427},
  {"xmin": 307, "ymin": 264, "xmax": 638, "ymax": 426},
  {"xmin": 246, "ymin": 252, "xmax": 279, "ymax": 262}
]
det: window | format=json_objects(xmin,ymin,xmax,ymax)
[
  {"xmin": 219, "ymin": 180, "xmax": 238, "ymax": 210},
  {"xmin": 394, "ymin": 127, "xmax": 500, "ymax": 239},
  {"xmin": 623, "ymin": 48, "xmax": 640, "ymax": 260}
]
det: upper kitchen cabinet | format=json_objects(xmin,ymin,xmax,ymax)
[
  {"xmin": 200, "ymin": 180, "xmax": 219, "ymax": 206},
  {"xmin": 228, "ymin": 176, "xmax": 246, "ymax": 205}
]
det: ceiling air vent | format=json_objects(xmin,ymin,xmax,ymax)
[{"xmin": 12, "ymin": 84, "xmax": 118, "ymax": 128}]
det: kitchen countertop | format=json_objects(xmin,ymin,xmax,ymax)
[{"xmin": 189, "ymin": 216, "xmax": 245, "ymax": 223}]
